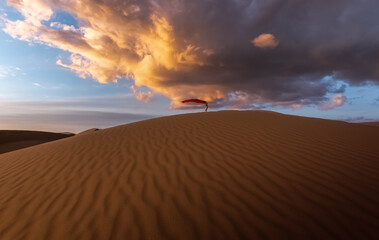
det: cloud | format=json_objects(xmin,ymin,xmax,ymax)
[
  {"xmin": 130, "ymin": 85, "xmax": 154, "ymax": 102},
  {"xmin": 319, "ymin": 94, "xmax": 347, "ymax": 110},
  {"xmin": 341, "ymin": 116, "xmax": 366, "ymax": 122},
  {"xmin": 252, "ymin": 33, "xmax": 279, "ymax": 49},
  {"xmin": 3, "ymin": 0, "xmax": 379, "ymax": 108},
  {"xmin": 0, "ymin": 95, "xmax": 161, "ymax": 132},
  {"xmin": 0, "ymin": 65, "xmax": 20, "ymax": 79},
  {"xmin": 0, "ymin": 110, "xmax": 157, "ymax": 133}
]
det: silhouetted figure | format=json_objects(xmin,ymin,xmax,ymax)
[{"xmin": 181, "ymin": 99, "xmax": 208, "ymax": 112}]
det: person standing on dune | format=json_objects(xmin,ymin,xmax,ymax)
[{"xmin": 181, "ymin": 99, "xmax": 208, "ymax": 112}]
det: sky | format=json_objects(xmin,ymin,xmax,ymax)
[{"xmin": 0, "ymin": 0, "xmax": 378, "ymax": 133}]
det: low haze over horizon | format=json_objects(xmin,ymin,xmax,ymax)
[{"xmin": 1, "ymin": 0, "xmax": 379, "ymax": 133}]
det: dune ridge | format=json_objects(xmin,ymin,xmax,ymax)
[
  {"xmin": 0, "ymin": 111, "xmax": 378, "ymax": 239},
  {"xmin": 0, "ymin": 130, "xmax": 74, "ymax": 154},
  {"xmin": 358, "ymin": 122, "xmax": 379, "ymax": 127}
]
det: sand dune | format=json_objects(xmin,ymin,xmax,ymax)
[
  {"xmin": 77, "ymin": 128, "xmax": 101, "ymax": 136},
  {"xmin": 0, "ymin": 111, "xmax": 378, "ymax": 239},
  {"xmin": 358, "ymin": 122, "xmax": 379, "ymax": 127},
  {"xmin": 0, "ymin": 130, "xmax": 73, "ymax": 154}
]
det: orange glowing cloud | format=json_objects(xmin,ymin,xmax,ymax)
[
  {"xmin": 252, "ymin": 33, "xmax": 279, "ymax": 49},
  {"xmin": 3, "ymin": 0, "xmax": 218, "ymax": 104},
  {"xmin": 130, "ymin": 85, "xmax": 154, "ymax": 103}
]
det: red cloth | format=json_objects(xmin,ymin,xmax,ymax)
[{"xmin": 181, "ymin": 99, "xmax": 207, "ymax": 104}]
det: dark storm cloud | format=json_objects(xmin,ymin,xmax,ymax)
[{"xmin": 4, "ymin": 0, "xmax": 379, "ymax": 108}]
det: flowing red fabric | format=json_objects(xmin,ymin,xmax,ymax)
[{"xmin": 181, "ymin": 99, "xmax": 207, "ymax": 104}]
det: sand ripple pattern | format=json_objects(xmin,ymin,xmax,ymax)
[{"xmin": 0, "ymin": 111, "xmax": 378, "ymax": 239}]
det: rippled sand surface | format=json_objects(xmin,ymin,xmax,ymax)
[{"xmin": 1, "ymin": 111, "xmax": 378, "ymax": 239}]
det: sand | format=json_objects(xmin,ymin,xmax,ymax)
[
  {"xmin": 0, "ymin": 111, "xmax": 378, "ymax": 239},
  {"xmin": 77, "ymin": 128, "xmax": 101, "ymax": 136},
  {"xmin": 358, "ymin": 122, "xmax": 379, "ymax": 127},
  {"xmin": 0, "ymin": 130, "xmax": 73, "ymax": 154}
]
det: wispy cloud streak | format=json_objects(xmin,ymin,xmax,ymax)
[{"xmin": 0, "ymin": 65, "xmax": 20, "ymax": 79}]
